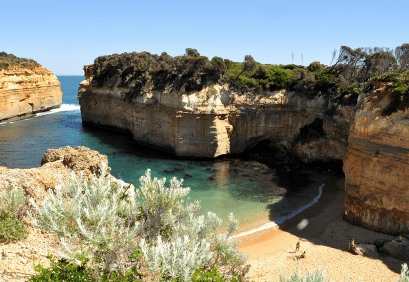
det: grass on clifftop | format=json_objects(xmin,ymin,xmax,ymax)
[{"xmin": 0, "ymin": 51, "xmax": 39, "ymax": 69}]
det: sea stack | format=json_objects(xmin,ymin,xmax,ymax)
[{"xmin": 0, "ymin": 53, "xmax": 63, "ymax": 122}]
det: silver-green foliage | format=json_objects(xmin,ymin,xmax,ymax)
[
  {"xmin": 0, "ymin": 188, "xmax": 25, "ymax": 213},
  {"xmin": 278, "ymin": 267, "xmax": 363, "ymax": 282},
  {"xmin": 397, "ymin": 264, "xmax": 409, "ymax": 282},
  {"xmin": 27, "ymin": 167, "xmax": 248, "ymax": 281},
  {"xmin": 280, "ymin": 264, "xmax": 409, "ymax": 282}
]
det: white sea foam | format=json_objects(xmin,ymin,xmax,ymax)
[
  {"xmin": 0, "ymin": 104, "xmax": 80, "ymax": 126},
  {"xmin": 230, "ymin": 182, "xmax": 325, "ymax": 240},
  {"xmin": 36, "ymin": 104, "xmax": 80, "ymax": 116}
]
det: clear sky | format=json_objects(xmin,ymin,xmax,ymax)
[{"xmin": 2, "ymin": 0, "xmax": 408, "ymax": 75}]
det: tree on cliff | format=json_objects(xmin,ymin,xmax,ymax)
[
  {"xmin": 395, "ymin": 43, "xmax": 409, "ymax": 71},
  {"xmin": 236, "ymin": 55, "xmax": 257, "ymax": 79},
  {"xmin": 185, "ymin": 48, "xmax": 200, "ymax": 57}
]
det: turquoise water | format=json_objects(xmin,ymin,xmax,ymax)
[{"xmin": 0, "ymin": 76, "xmax": 323, "ymax": 232}]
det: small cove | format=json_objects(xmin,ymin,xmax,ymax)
[{"xmin": 0, "ymin": 76, "xmax": 336, "ymax": 234}]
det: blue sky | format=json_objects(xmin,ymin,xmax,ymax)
[{"xmin": 2, "ymin": 0, "xmax": 408, "ymax": 75}]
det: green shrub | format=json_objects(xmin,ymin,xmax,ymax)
[
  {"xmin": 0, "ymin": 52, "xmax": 38, "ymax": 67},
  {"xmin": 30, "ymin": 254, "xmax": 142, "ymax": 282},
  {"xmin": 373, "ymin": 72, "xmax": 409, "ymax": 115},
  {"xmin": 265, "ymin": 66, "xmax": 291, "ymax": 90},
  {"xmin": 30, "ymin": 255, "xmax": 249, "ymax": 282},
  {"xmin": 308, "ymin": 61, "xmax": 323, "ymax": 72},
  {"xmin": 0, "ymin": 188, "xmax": 29, "ymax": 244},
  {"xmin": 0, "ymin": 211, "xmax": 29, "ymax": 243}
]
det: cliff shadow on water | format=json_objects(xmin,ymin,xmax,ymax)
[
  {"xmin": 82, "ymin": 120, "xmax": 345, "ymax": 231},
  {"xmin": 230, "ymin": 140, "xmax": 344, "ymax": 224}
]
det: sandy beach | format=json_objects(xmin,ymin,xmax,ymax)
[{"xmin": 237, "ymin": 177, "xmax": 404, "ymax": 282}]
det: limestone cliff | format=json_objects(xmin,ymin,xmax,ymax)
[
  {"xmin": 0, "ymin": 65, "xmax": 63, "ymax": 122},
  {"xmin": 343, "ymin": 82, "xmax": 409, "ymax": 235},
  {"xmin": 79, "ymin": 63, "xmax": 409, "ymax": 235},
  {"xmin": 78, "ymin": 65, "xmax": 351, "ymax": 160}
]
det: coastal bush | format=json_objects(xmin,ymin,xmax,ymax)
[
  {"xmin": 308, "ymin": 61, "xmax": 323, "ymax": 72},
  {"xmin": 27, "ymin": 166, "xmax": 249, "ymax": 281},
  {"xmin": 30, "ymin": 254, "xmax": 248, "ymax": 281},
  {"xmin": 0, "ymin": 51, "xmax": 38, "ymax": 68},
  {"xmin": 0, "ymin": 211, "xmax": 29, "ymax": 243},
  {"xmin": 0, "ymin": 188, "xmax": 29, "ymax": 243},
  {"xmin": 90, "ymin": 44, "xmax": 408, "ymax": 107}
]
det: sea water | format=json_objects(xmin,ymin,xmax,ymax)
[{"xmin": 0, "ymin": 76, "xmax": 325, "ymax": 233}]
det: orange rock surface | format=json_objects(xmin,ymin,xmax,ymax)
[
  {"xmin": 0, "ymin": 65, "xmax": 62, "ymax": 122},
  {"xmin": 343, "ymin": 84, "xmax": 409, "ymax": 235}
]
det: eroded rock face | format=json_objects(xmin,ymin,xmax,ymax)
[
  {"xmin": 78, "ymin": 65, "xmax": 409, "ymax": 235},
  {"xmin": 78, "ymin": 66, "xmax": 351, "ymax": 161},
  {"xmin": 0, "ymin": 146, "xmax": 126, "ymax": 223},
  {"xmin": 343, "ymin": 84, "xmax": 409, "ymax": 235},
  {"xmin": 0, "ymin": 65, "xmax": 63, "ymax": 122}
]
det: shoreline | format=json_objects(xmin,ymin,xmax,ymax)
[
  {"xmin": 234, "ymin": 175, "xmax": 341, "ymax": 258},
  {"xmin": 231, "ymin": 182, "xmax": 325, "ymax": 240},
  {"xmin": 231, "ymin": 171, "xmax": 329, "ymax": 240},
  {"xmin": 235, "ymin": 177, "xmax": 403, "ymax": 282}
]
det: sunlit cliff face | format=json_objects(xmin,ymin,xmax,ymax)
[{"xmin": 0, "ymin": 65, "xmax": 62, "ymax": 122}]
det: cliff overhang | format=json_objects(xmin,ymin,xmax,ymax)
[{"xmin": 78, "ymin": 54, "xmax": 409, "ymax": 235}]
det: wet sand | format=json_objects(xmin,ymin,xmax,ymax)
[{"xmin": 236, "ymin": 177, "xmax": 404, "ymax": 282}]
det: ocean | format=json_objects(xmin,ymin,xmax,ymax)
[{"xmin": 0, "ymin": 76, "xmax": 326, "ymax": 234}]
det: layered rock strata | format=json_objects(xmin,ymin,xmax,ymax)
[
  {"xmin": 78, "ymin": 66, "xmax": 351, "ymax": 161},
  {"xmin": 78, "ymin": 65, "xmax": 409, "ymax": 235},
  {"xmin": 0, "ymin": 65, "xmax": 62, "ymax": 122},
  {"xmin": 343, "ymin": 83, "xmax": 409, "ymax": 235}
]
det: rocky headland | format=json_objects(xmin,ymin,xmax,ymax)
[
  {"xmin": 77, "ymin": 48, "xmax": 409, "ymax": 235},
  {"xmin": 0, "ymin": 53, "xmax": 63, "ymax": 122}
]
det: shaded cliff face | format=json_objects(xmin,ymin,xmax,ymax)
[
  {"xmin": 79, "ymin": 64, "xmax": 409, "ymax": 235},
  {"xmin": 78, "ymin": 65, "xmax": 351, "ymax": 160},
  {"xmin": 0, "ymin": 65, "xmax": 63, "ymax": 122},
  {"xmin": 343, "ymin": 82, "xmax": 409, "ymax": 235}
]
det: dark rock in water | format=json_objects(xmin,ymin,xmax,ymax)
[
  {"xmin": 174, "ymin": 168, "xmax": 184, "ymax": 172},
  {"xmin": 185, "ymin": 174, "xmax": 192, "ymax": 178},
  {"xmin": 383, "ymin": 238, "xmax": 409, "ymax": 260},
  {"xmin": 164, "ymin": 170, "xmax": 170, "ymax": 173},
  {"xmin": 200, "ymin": 162, "xmax": 207, "ymax": 166},
  {"xmin": 374, "ymin": 239, "xmax": 391, "ymax": 249},
  {"xmin": 206, "ymin": 167, "xmax": 212, "ymax": 171},
  {"xmin": 208, "ymin": 176, "xmax": 215, "ymax": 180}
]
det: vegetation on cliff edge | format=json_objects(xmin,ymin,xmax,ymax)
[
  {"xmin": 0, "ymin": 51, "xmax": 39, "ymax": 69},
  {"xmin": 90, "ymin": 44, "xmax": 409, "ymax": 109}
]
